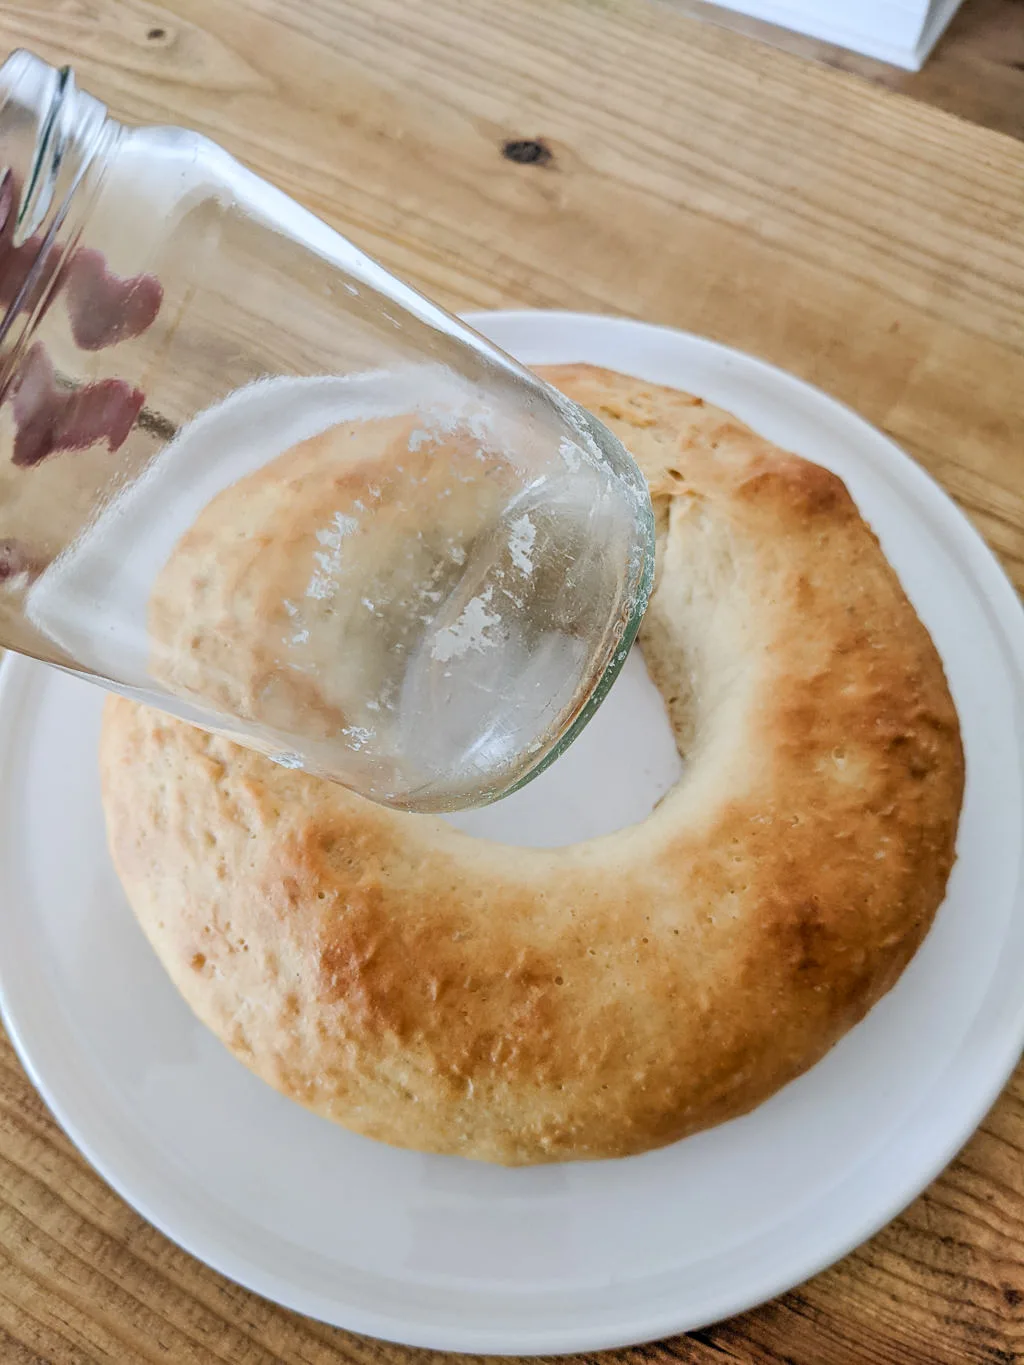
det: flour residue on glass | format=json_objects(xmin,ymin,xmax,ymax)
[
  {"xmin": 430, "ymin": 588, "xmax": 503, "ymax": 663},
  {"xmin": 307, "ymin": 512, "xmax": 359, "ymax": 600},
  {"xmin": 507, "ymin": 514, "xmax": 536, "ymax": 575}
]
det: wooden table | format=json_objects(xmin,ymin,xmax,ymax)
[{"xmin": 0, "ymin": 1, "xmax": 1021, "ymax": 1361}]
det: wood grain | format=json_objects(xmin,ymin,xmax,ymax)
[{"xmin": 0, "ymin": 1, "xmax": 1021, "ymax": 1362}]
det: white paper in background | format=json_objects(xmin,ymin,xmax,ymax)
[{"xmin": 703, "ymin": 0, "xmax": 963, "ymax": 69}]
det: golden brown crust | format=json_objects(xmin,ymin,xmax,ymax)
[{"xmin": 99, "ymin": 363, "xmax": 964, "ymax": 1165}]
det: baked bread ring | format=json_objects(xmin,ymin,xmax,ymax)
[{"xmin": 99, "ymin": 364, "xmax": 964, "ymax": 1165}]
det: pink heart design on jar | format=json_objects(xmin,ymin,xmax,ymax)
[
  {"xmin": 10, "ymin": 342, "xmax": 144, "ymax": 466},
  {"xmin": 63, "ymin": 246, "xmax": 163, "ymax": 351}
]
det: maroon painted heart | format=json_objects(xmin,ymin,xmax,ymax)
[
  {"xmin": 10, "ymin": 342, "xmax": 144, "ymax": 467},
  {"xmin": 0, "ymin": 173, "xmax": 163, "ymax": 347},
  {"xmin": 63, "ymin": 247, "xmax": 163, "ymax": 351}
]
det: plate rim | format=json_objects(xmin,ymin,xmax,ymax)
[{"xmin": 0, "ymin": 308, "xmax": 1022, "ymax": 1354}]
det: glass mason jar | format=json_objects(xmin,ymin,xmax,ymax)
[{"xmin": 0, "ymin": 49, "xmax": 654, "ymax": 812}]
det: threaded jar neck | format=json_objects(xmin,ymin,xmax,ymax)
[{"xmin": 0, "ymin": 50, "xmax": 118, "ymax": 376}]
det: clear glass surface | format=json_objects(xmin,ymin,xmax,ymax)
[{"xmin": 0, "ymin": 50, "xmax": 653, "ymax": 811}]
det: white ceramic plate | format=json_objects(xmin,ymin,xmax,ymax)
[{"xmin": 1, "ymin": 311, "xmax": 1022, "ymax": 1355}]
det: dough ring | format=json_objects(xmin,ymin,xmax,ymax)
[{"xmin": 99, "ymin": 364, "xmax": 964, "ymax": 1165}]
